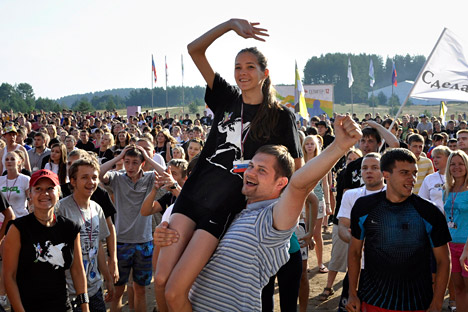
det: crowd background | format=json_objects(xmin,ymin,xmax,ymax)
[{"xmin": 0, "ymin": 106, "xmax": 465, "ymax": 311}]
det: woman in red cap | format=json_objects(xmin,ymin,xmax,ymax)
[{"xmin": 3, "ymin": 169, "xmax": 89, "ymax": 312}]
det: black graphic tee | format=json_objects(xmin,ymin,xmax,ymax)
[
  {"xmin": 13, "ymin": 214, "xmax": 80, "ymax": 311},
  {"xmin": 175, "ymin": 74, "xmax": 302, "ymax": 216}
]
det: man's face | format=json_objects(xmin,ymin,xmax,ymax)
[
  {"xmin": 460, "ymin": 123, "xmax": 467, "ymax": 130},
  {"xmin": 136, "ymin": 141, "xmax": 154, "ymax": 158},
  {"xmin": 449, "ymin": 141, "xmax": 458, "ymax": 151},
  {"xmin": 168, "ymin": 165, "xmax": 185, "ymax": 185},
  {"xmin": 383, "ymin": 161, "xmax": 417, "ymax": 201},
  {"xmin": 79, "ymin": 131, "xmax": 88, "ymax": 143},
  {"xmin": 317, "ymin": 125, "xmax": 327, "ymax": 137},
  {"xmin": 361, "ymin": 157, "xmax": 383, "ymax": 189},
  {"xmin": 359, "ymin": 135, "xmax": 379, "ymax": 155},
  {"xmin": 447, "ymin": 122, "xmax": 454, "ymax": 130},
  {"xmin": 457, "ymin": 133, "xmax": 468, "ymax": 151},
  {"xmin": 242, "ymin": 153, "xmax": 286, "ymax": 203},
  {"xmin": 34, "ymin": 136, "xmax": 45, "ymax": 148},
  {"xmin": 123, "ymin": 155, "xmax": 144, "ymax": 179},
  {"xmin": 409, "ymin": 141, "xmax": 423, "ymax": 159},
  {"xmin": 3, "ymin": 132, "xmax": 16, "ymax": 145},
  {"xmin": 71, "ymin": 165, "xmax": 99, "ymax": 198}
]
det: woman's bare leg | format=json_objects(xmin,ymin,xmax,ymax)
[
  {"xmin": 154, "ymin": 213, "xmax": 196, "ymax": 312},
  {"xmin": 165, "ymin": 229, "xmax": 219, "ymax": 312}
]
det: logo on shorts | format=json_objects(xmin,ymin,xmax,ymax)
[{"xmin": 209, "ymin": 220, "xmax": 218, "ymax": 225}]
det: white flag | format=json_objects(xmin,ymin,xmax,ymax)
[
  {"xmin": 411, "ymin": 28, "xmax": 468, "ymax": 102},
  {"xmin": 348, "ymin": 58, "xmax": 354, "ymax": 88},
  {"xmin": 369, "ymin": 59, "xmax": 375, "ymax": 88}
]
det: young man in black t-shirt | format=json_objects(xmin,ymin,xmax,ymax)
[{"xmin": 347, "ymin": 148, "xmax": 451, "ymax": 312}]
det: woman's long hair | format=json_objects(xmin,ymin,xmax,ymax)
[
  {"xmin": 445, "ymin": 150, "xmax": 468, "ymax": 194},
  {"xmin": 237, "ymin": 47, "xmax": 282, "ymax": 142},
  {"xmin": 302, "ymin": 135, "xmax": 322, "ymax": 162},
  {"xmin": 50, "ymin": 142, "xmax": 68, "ymax": 184}
]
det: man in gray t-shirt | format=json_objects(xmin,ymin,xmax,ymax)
[
  {"xmin": 99, "ymin": 145, "xmax": 166, "ymax": 312},
  {"xmin": 57, "ymin": 158, "xmax": 112, "ymax": 310}
]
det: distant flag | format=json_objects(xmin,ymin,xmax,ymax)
[
  {"xmin": 369, "ymin": 59, "xmax": 375, "ymax": 88},
  {"xmin": 152, "ymin": 55, "xmax": 157, "ymax": 83},
  {"xmin": 181, "ymin": 54, "xmax": 184, "ymax": 80},
  {"xmin": 392, "ymin": 61, "xmax": 398, "ymax": 87},
  {"xmin": 165, "ymin": 56, "xmax": 168, "ymax": 86},
  {"xmin": 294, "ymin": 61, "xmax": 309, "ymax": 119},
  {"xmin": 440, "ymin": 101, "xmax": 448, "ymax": 124},
  {"xmin": 347, "ymin": 58, "xmax": 354, "ymax": 88}
]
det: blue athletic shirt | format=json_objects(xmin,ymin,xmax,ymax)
[{"xmin": 350, "ymin": 191, "xmax": 451, "ymax": 311}]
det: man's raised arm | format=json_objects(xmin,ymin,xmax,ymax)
[{"xmin": 273, "ymin": 115, "xmax": 362, "ymax": 231}]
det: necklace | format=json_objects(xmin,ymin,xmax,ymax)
[
  {"xmin": 5, "ymin": 174, "xmax": 19, "ymax": 202},
  {"xmin": 34, "ymin": 213, "xmax": 56, "ymax": 226}
]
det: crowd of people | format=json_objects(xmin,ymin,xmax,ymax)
[{"xmin": 0, "ymin": 17, "xmax": 467, "ymax": 312}]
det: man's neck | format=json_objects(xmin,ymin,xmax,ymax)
[
  {"xmin": 365, "ymin": 183, "xmax": 385, "ymax": 191},
  {"xmin": 35, "ymin": 146, "xmax": 45, "ymax": 153},
  {"xmin": 73, "ymin": 193, "xmax": 90, "ymax": 209},
  {"xmin": 129, "ymin": 170, "xmax": 143, "ymax": 183}
]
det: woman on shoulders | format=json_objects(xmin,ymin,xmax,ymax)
[{"xmin": 154, "ymin": 18, "xmax": 303, "ymax": 311}]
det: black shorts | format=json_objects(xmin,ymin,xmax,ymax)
[{"xmin": 171, "ymin": 194, "xmax": 241, "ymax": 239}]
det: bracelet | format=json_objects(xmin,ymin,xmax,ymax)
[
  {"xmin": 325, "ymin": 203, "xmax": 330, "ymax": 205},
  {"xmin": 75, "ymin": 293, "xmax": 89, "ymax": 306}
]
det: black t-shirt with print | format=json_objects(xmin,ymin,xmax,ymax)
[
  {"xmin": 343, "ymin": 157, "xmax": 364, "ymax": 190},
  {"xmin": 175, "ymin": 74, "xmax": 302, "ymax": 216},
  {"xmin": 13, "ymin": 213, "xmax": 80, "ymax": 311}
]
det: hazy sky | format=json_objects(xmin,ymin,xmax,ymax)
[{"xmin": 1, "ymin": 0, "xmax": 467, "ymax": 100}]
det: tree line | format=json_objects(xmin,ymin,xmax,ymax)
[
  {"xmin": 303, "ymin": 53, "xmax": 426, "ymax": 104},
  {"xmin": 0, "ymin": 82, "xmax": 206, "ymax": 113},
  {"xmin": 1, "ymin": 53, "xmax": 427, "ymax": 113}
]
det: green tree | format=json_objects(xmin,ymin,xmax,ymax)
[{"xmin": 377, "ymin": 91, "xmax": 387, "ymax": 105}]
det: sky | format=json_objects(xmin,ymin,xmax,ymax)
[{"xmin": 1, "ymin": 0, "xmax": 468, "ymax": 100}]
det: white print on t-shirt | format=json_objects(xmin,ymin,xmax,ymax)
[
  {"xmin": 206, "ymin": 115, "xmax": 250, "ymax": 178},
  {"xmin": 33, "ymin": 241, "xmax": 66, "ymax": 269}
]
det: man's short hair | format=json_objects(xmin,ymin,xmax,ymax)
[
  {"xmin": 361, "ymin": 127, "xmax": 382, "ymax": 144},
  {"xmin": 254, "ymin": 145, "xmax": 294, "ymax": 181},
  {"xmin": 124, "ymin": 146, "xmax": 144, "ymax": 162},
  {"xmin": 33, "ymin": 131, "xmax": 46, "ymax": 140},
  {"xmin": 457, "ymin": 129, "xmax": 468, "ymax": 137},
  {"xmin": 167, "ymin": 159, "xmax": 189, "ymax": 178},
  {"xmin": 362, "ymin": 152, "xmax": 381, "ymax": 163},
  {"xmin": 380, "ymin": 148, "xmax": 417, "ymax": 173},
  {"xmin": 408, "ymin": 133, "xmax": 424, "ymax": 145},
  {"xmin": 68, "ymin": 158, "xmax": 100, "ymax": 186},
  {"xmin": 432, "ymin": 133, "xmax": 444, "ymax": 142}
]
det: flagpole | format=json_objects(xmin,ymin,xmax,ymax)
[
  {"xmin": 165, "ymin": 55, "xmax": 168, "ymax": 111},
  {"xmin": 389, "ymin": 28, "xmax": 448, "ymax": 130},
  {"xmin": 372, "ymin": 87, "xmax": 374, "ymax": 117},
  {"xmin": 181, "ymin": 54, "xmax": 185, "ymax": 113},
  {"xmin": 351, "ymin": 86, "xmax": 353, "ymax": 115},
  {"xmin": 151, "ymin": 55, "xmax": 154, "ymax": 117}
]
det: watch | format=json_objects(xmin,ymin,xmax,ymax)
[{"xmin": 170, "ymin": 182, "xmax": 178, "ymax": 190}]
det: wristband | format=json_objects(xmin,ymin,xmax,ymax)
[{"xmin": 75, "ymin": 293, "xmax": 89, "ymax": 306}]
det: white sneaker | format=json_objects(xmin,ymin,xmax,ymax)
[{"xmin": 0, "ymin": 295, "xmax": 7, "ymax": 308}]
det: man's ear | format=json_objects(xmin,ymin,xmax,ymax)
[{"xmin": 276, "ymin": 176, "xmax": 288, "ymax": 191}]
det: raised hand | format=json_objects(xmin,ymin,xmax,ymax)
[
  {"xmin": 230, "ymin": 19, "xmax": 269, "ymax": 42},
  {"xmin": 333, "ymin": 115, "xmax": 362, "ymax": 152},
  {"xmin": 153, "ymin": 221, "xmax": 180, "ymax": 247}
]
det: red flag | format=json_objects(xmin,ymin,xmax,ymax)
[{"xmin": 152, "ymin": 55, "xmax": 157, "ymax": 83}]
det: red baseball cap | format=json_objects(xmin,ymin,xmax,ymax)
[{"xmin": 29, "ymin": 169, "xmax": 60, "ymax": 188}]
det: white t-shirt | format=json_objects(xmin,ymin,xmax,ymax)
[
  {"xmin": 153, "ymin": 153, "xmax": 166, "ymax": 169},
  {"xmin": 419, "ymin": 172, "xmax": 446, "ymax": 213},
  {"xmin": 338, "ymin": 185, "xmax": 386, "ymax": 220},
  {"xmin": 44, "ymin": 162, "xmax": 59, "ymax": 175},
  {"xmin": 0, "ymin": 174, "xmax": 30, "ymax": 219}
]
